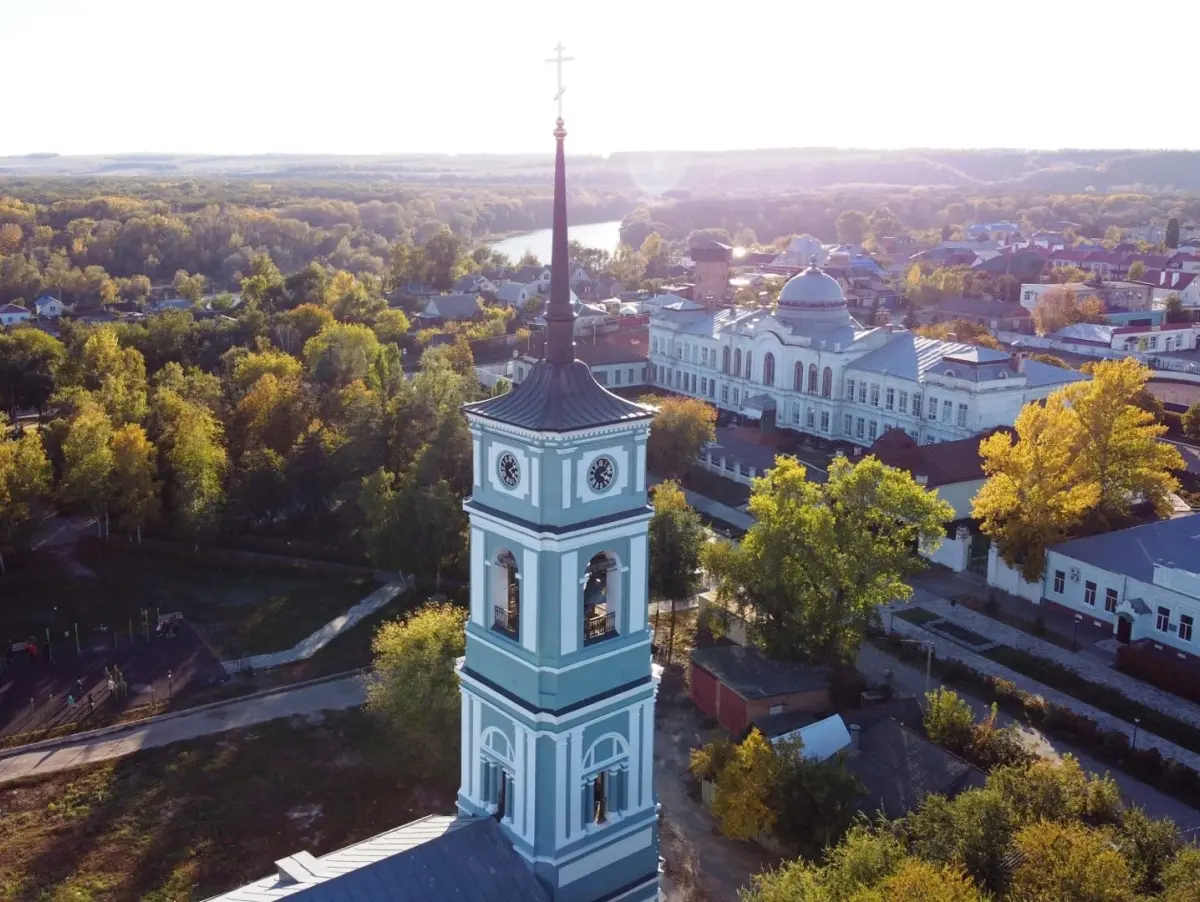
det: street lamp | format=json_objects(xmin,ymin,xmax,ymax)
[
  {"xmin": 900, "ymin": 638, "xmax": 935, "ymax": 698},
  {"xmin": 1132, "ymin": 717, "xmax": 1141, "ymax": 749},
  {"xmin": 1072, "ymin": 613, "xmax": 1083, "ymax": 652}
]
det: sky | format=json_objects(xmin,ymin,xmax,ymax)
[{"xmin": 2, "ymin": 0, "xmax": 1196, "ymax": 158}]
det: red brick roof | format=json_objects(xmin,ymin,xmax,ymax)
[{"xmin": 869, "ymin": 428, "xmax": 1010, "ymax": 487}]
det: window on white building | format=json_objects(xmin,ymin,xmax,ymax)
[
  {"xmin": 733, "ymin": 388, "xmax": 739, "ymax": 406},
  {"xmin": 806, "ymin": 407, "xmax": 815, "ymax": 430},
  {"xmin": 856, "ymin": 417, "xmax": 865, "ymax": 439},
  {"xmin": 792, "ymin": 404, "xmax": 800, "ymax": 425},
  {"xmin": 885, "ymin": 388, "xmax": 895, "ymax": 411},
  {"xmin": 868, "ymin": 420, "xmax": 878, "ymax": 441},
  {"xmin": 1181, "ymin": 615, "xmax": 1194, "ymax": 643},
  {"xmin": 820, "ymin": 410, "xmax": 830, "ymax": 432},
  {"xmin": 898, "ymin": 390, "xmax": 908, "ymax": 414},
  {"xmin": 701, "ymin": 347, "xmax": 708, "ymax": 366},
  {"xmin": 912, "ymin": 393, "xmax": 923, "ymax": 418},
  {"xmin": 1053, "ymin": 570, "xmax": 1065, "ymax": 594},
  {"xmin": 943, "ymin": 400, "xmax": 953, "ymax": 422},
  {"xmin": 1149, "ymin": 336, "xmax": 1158, "ymax": 350},
  {"xmin": 1105, "ymin": 588, "xmax": 1118, "ymax": 613},
  {"xmin": 870, "ymin": 383, "xmax": 880, "ymax": 407},
  {"xmin": 722, "ymin": 384, "xmax": 729, "ymax": 403},
  {"xmin": 1083, "ymin": 581, "xmax": 1096, "ymax": 606},
  {"xmin": 858, "ymin": 381, "xmax": 867, "ymax": 404},
  {"xmin": 1157, "ymin": 606, "xmax": 1171, "ymax": 632},
  {"xmin": 846, "ymin": 378, "xmax": 856, "ymax": 401},
  {"xmin": 691, "ymin": 373, "xmax": 697, "ymax": 393},
  {"xmin": 700, "ymin": 377, "xmax": 707, "ymax": 395},
  {"xmin": 957, "ymin": 403, "xmax": 968, "ymax": 428},
  {"xmin": 629, "ymin": 368, "xmax": 635, "ymax": 384},
  {"xmin": 709, "ymin": 380, "xmax": 716, "ymax": 398},
  {"xmin": 928, "ymin": 396, "xmax": 938, "ymax": 420},
  {"xmin": 614, "ymin": 369, "xmax": 622, "ymax": 385}
]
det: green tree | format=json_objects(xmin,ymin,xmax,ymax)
[
  {"xmin": 923, "ymin": 687, "xmax": 975, "ymax": 752},
  {"xmin": 1183, "ymin": 402, "xmax": 1200, "ymax": 441},
  {"xmin": 231, "ymin": 348, "xmax": 304, "ymax": 392},
  {"xmin": 0, "ymin": 328, "xmax": 65, "ymax": 414},
  {"xmin": 172, "ymin": 268, "xmax": 206, "ymax": 303},
  {"xmin": 644, "ymin": 395, "xmax": 716, "ymax": 480},
  {"xmin": 60, "ymin": 401, "xmax": 115, "ymax": 535},
  {"xmin": 705, "ymin": 456, "xmax": 952, "ymax": 664},
  {"xmin": 303, "ymin": 323, "xmax": 383, "ymax": 389},
  {"xmin": 1166, "ymin": 217, "xmax": 1181, "ymax": 249},
  {"xmin": 1009, "ymin": 820, "xmax": 1135, "ymax": 902},
  {"xmin": 836, "ymin": 210, "xmax": 869, "ymax": 244},
  {"xmin": 77, "ymin": 325, "xmax": 148, "ymax": 425},
  {"xmin": 110, "ymin": 423, "xmax": 160, "ymax": 542},
  {"xmin": 770, "ymin": 741, "xmax": 864, "ymax": 859},
  {"xmin": 713, "ymin": 729, "xmax": 782, "ymax": 840},
  {"xmin": 907, "ymin": 788, "xmax": 1015, "ymax": 895},
  {"xmin": 648, "ymin": 480, "xmax": 706, "ymax": 664},
  {"xmin": 1116, "ymin": 806, "xmax": 1180, "ymax": 896},
  {"xmin": 280, "ymin": 303, "xmax": 335, "ymax": 344},
  {"xmin": 228, "ymin": 447, "xmax": 288, "ymax": 523},
  {"xmin": 372, "ymin": 308, "xmax": 411, "ymax": 344},
  {"xmin": 239, "ymin": 252, "xmax": 285, "ymax": 310},
  {"xmin": 1127, "ymin": 260, "xmax": 1146, "ymax": 282},
  {"xmin": 0, "ymin": 428, "xmax": 51, "ymax": 574},
  {"xmin": 986, "ymin": 756, "xmax": 1122, "ymax": 828},
  {"xmin": 359, "ymin": 468, "xmax": 466, "ymax": 584},
  {"xmin": 1164, "ymin": 294, "xmax": 1189, "ymax": 324},
  {"xmin": 422, "ymin": 227, "xmax": 465, "ymax": 290},
  {"xmin": 366, "ymin": 602, "xmax": 466, "ymax": 769},
  {"xmin": 156, "ymin": 390, "xmax": 227, "ymax": 538},
  {"xmin": 974, "ymin": 398, "xmax": 1101, "ymax": 581},
  {"xmin": 1162, "ymin": 847, "xmax": 1200, "ymax": 902}
]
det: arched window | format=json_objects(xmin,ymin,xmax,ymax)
[
  {"xmin": 480, "ymin": 727, "xmax": 516, "ymax": 822},
  {"xmin": 822, "ymin": 366, "xmax": 833, "ymax": 398},
  {"xmin": 762, "ymin": 352, "xmax": 775, "ymax": 387},
  {"xmin": 584, "ymin": 552, "xmax": 619, "ymax": 644},
  {"xmin": 581, "ymin": 733, "xmax": 631, "ymax": 827},
  {"xmin": 807, "ymin": 364, "xmax": 819, "ymax": 394},
  {"xmin": 793, "ymin": 361, "xmax": 804, "ymax": 392},
  {"xmin": 745, "ymin": 352, "xmax": 753, "ymax": 380},
  {"xmin": 722, "ymin": 346, "xmax": 730, "ymax": 374},
  {"xmin": 733, "ymin": 349, "xmax": 742, "ymax": 378},
  {"xmin": 491, "ymin": 550, "xmax": 520, "ymax": 638}
]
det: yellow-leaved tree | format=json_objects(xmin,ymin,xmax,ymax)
[
  {"xmin": 712, "ymin": 728, "xmax": 782, "ymax": 841},
  {"xmin": 1009, "ymin": 820, "xmax": 1135, "ymax": 902}
]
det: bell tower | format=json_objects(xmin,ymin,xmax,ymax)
[{"xmin": 457, "ymin": 45, "xmax": 663, "ymax": 902}]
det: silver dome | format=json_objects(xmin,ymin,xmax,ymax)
[{"xmin": 778, "ymin": 265, "xmax": 846, "ymax": 307}]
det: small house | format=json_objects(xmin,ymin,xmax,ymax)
[
  {"xmin": 419, "ymin": 294, "xmax": 482, "ymax": 323},
  {"xmin": 0, "ymin": 304, "xmax": 32, "ymax": 326},
  {"xmin": 689, "ymin": 645, "xmax": 832, "ymax": 735},
  {"xmin": 34, "ymin": 294, "xmax": 66, "ymax": 318}
]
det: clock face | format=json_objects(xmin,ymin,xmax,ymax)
[
  {"xmin": 588, "ymin": 456, "xmax": 616, "ymax": 492},
  {"xmin": 498, "ymin": 452, "xmax": 520, "ymax": 488}
]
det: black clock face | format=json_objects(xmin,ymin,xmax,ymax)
[
  {"xmin": 498, "ymin": 452, "xmax": 520, "ymax": 487},
  {"xmin": 588, "ymin": 456, "xmax": 616, "ymax": 492}
]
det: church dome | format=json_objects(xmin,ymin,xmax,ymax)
[{"xmin": 779, "ymin": 265, "xmax": 846, "ymax": 307}]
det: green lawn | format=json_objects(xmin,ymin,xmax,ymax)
[
  {"xmin": 0, "ymin": 549, "xmax": 376, "ymax": 658},
  {"xmin": 0, "ymin": 709, "xmax": 458, "ymax": 902}
]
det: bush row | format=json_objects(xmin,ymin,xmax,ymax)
[{"xmin": 869, "ymin": 632, "xmax": 1200, "ymax": 808}]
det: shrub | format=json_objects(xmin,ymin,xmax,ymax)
[{"xmin": 689, "ymin": 737, "xmax": 735, "ymax": 782}]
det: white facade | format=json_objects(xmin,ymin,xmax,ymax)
[
  {"xmin": 0, "ymin": 305, "xmax": 31, "ymax": 326},
  {"xmin": 648, "ymin": 267, "xmax": 1082, "ymax": 449}
]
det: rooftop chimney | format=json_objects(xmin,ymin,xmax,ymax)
[{"xmin": 849, "ymin": 724, "xmax": 861, "ymax": 754}]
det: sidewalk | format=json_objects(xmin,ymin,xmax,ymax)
[{"xmin": 0, "ymin": 674, "xmax": 365, "ymax": 785}]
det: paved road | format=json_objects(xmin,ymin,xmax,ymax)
[
  {"xmin": 1162, "ymin": 437, "xmax": 1200, "ymax": 475},
  {"xmin": 0, "ymin": 675, "xmax": 365, "ymax": 785},
  {"xmin": 858, "ymin": 643, "xmax": 1200, "ymax": 829}
]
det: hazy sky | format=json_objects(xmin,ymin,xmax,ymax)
[{"xmin": 3, "ymin": 0, "xmax": 1195, "ymax": 157}]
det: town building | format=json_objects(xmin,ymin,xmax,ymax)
[
  {"xmin": 1048, "ymin": 321, "xmax": 1197, "ymax": 354},
  {"xmin": 648, "ymin": 267, "xmax": 1082, "ymax": 449},
  {"xmin": 497, "ymin": 281, "xmax": 535, "ymax": 305},
  {"xmin": 690, "ymin": 238, "xmax": 732, "ymax": 303},
  {"xmin": 1019, "ymin": 280, "xmax": 1155, "ymax": 313},
  {"xmin": 1039, "ymin": 515, "xmax": 1200, "ymax": 664},
  {"xmin": 513, "ymin": 327, "xmax": 650, "ymax": 391},
  {"xmin": 418, "ymin": 293, "xmax": 482, "ymax": 323},
  {"xmin": 689, "ymin": 645, "xmax": 833, "ymax": 736},
  {"xmin": 212, "ymin": 86, "xmax": 661, "ymax": 902},
  {"xmin": 0, "ymin": 303, "xmax": 32, "ymax": 326},
  {"xmin": 33, "ymin": 294, "xmax": 66, "ymax": 318}
]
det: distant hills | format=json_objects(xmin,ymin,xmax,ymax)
[{"xmin": 3, "ymin": 149, "xmax": 1200, "ymax": 194}]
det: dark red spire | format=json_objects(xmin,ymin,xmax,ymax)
[{"xmin": 544, "ymin": 117, "xmax": 575, "ymax": 364}]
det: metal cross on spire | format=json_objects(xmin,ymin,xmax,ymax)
[{"xmin": 546, "ymin": 41, "xmax": 574, "ymax": 122}]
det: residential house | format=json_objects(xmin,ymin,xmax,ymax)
[
  {"xmin": 1146, "ymin": 270, "xmax": 1200, "ymax": 311},
  {"xmin": 512, "ymin": 325, "xmax": 648, "ymax": 390},
  {"xmin": 0, "ymin": 304, "xmax": 32, "ymax": 326},
  {"xmin": 1040, "ymin": 515, "xmax": 1200, "ymax": 664},
  {"xmin": 152, "ymin": 297, "xmax": 198, "ymax": 313},
  {"xmin": 966, "ymin": 221, "xmax": 1022, "ymax": 243},
  {"xmin": 1050, "ymin": 321, "xmax": 1197, "ymax": 353},
  {"xmin": 931, "ymin": 296, "xmax": 1032, "ymax": 332},
  {"xmin": 511, "ymin": 264, "xmax": 552, "ymax": 293},
  {"xmin": 1019, "ymin": 280, "xmax": 1155, "ymax": 313},
  {"xmin": 33, "ymin": 294, "xmax": 66, "ymax": 318},
  {"xmin": 495, "ymin": 281, "xmax": 533, "ymax": 306},
  {"xmin": 452, "ymin": 273, "xmax": 497, "ymax": 295},
  {"xmin": 418, "ymin": 293, "xmax": 481, "ymax": 323},
  {"xmin": 689, "ymin": 644, "xmax": 833, "ymax": 736}
]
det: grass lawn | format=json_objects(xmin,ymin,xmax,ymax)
[
  {"xmin": 894, "ymin": 607, "xmax": 941, "ymax": 625},
  {"xmin": 0, "ymin": 709, "xmax": 458, "ymax": 902},
  {"xmin": 0, "ymin": 549, "xmax": 376, "ymax": 659}
]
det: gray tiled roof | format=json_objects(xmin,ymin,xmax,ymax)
[
  {"xmin": 423, "ymin": 294, "xmax": 481, "ymax": 320},
  {"xmin": 465, "ymin": 359, "xmax": 653, "ymax": 432},
  {"xmin": 1022, "ymin": 359, "xmax": 1086, "ymax": 388},
  {"xmin": 1051, "ymin": 514, "xmax": 1200, "ymax": 584},
  {"xmin": 690, "ymin": 645, "xmax": 832, "ymax": 700},
  {"xmin": 207, "ymin": 816, "xmax": 551, "ymax": 902},
  {"xmin": 850, "ymin": 333, "xmax": 977, "ymax": 380}
]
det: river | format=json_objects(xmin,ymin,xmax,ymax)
[{"xmin": 488, "ymin": 219, "xmax": 623, "ymax": 263}]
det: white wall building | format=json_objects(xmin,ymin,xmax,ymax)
[
  {"xmin": 0, "ymin": 304, "xmax": 32, "ymax": 326},
  {"xmin": 648, "ymin": 265, "xmax": 1082, "ymax": 449}
]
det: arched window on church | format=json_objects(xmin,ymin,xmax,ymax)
[
  {"xmin": 794, "ymin": 361, "xmax": 804, "ymax": 391},
  {"xmin": 480, "ymin": 727, "xmax": 516, "ymax": 825},
  {"xmin": 584, "ymin": 552, "xmax": 619, "ymax": 644},
  {"xmin": 733, "ymin": 349, "xmax": 742, "ymax": 378},
  {"xmin": 722, "ymin": 346, "xmax": 730, "ymax": 374},
  {"xmin": 745, "ymin": 351, "xmax": 753, "ymax": 380},
  {"xmin": 762, "ymin": 352, "xmax": 775, "ymax": 387},
  {"xmin": 822, "ymin": 366, "xmax": 833, "ymax": 398},
  {"xmin": 581, "ymin": 733, "xmax": 631, "ymax": 828},
  {"xmin": 491, "ymin": 550, "xmax": 520, "ymax": 639},
  {"xmin": 807, "ymin": 364, "xmax": 819, "ymax": 394}
]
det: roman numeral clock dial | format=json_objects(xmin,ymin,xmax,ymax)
[{"xmin": 587, "ymin": 456, "xmax": 615, "ymax": 492}]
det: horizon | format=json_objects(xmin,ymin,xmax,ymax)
[{"xmin": 5, "ymin": 0, "xmax": 1199, "ymax": 158}]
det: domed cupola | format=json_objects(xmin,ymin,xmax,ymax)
[{"xmin": 776, "ymin": 264, "xmax": 852, "ymax": 329}]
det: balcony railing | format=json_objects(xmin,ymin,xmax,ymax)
[
  {"xmin": 584, "ymin": 608, "xmax": 617, "ymax": 645},
  {"xmin": 493, "ymin": 605, "xmax": 519, "ymax": 638}
]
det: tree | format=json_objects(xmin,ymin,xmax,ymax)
[
  {"xmin": 1116, "ymin": 806, "xmax": 1180, "ymax": 896},
  {"xmin": 1027, "ymin": 352, "xmax": 1070, "ymax": 369},
  {"xmin": 303, "ymin": 323, "xmax": 383, "ymax": 389},
  {"xmin": 1166, "ymin": 217, "xmax": 1181, "ymax": 249},
  {"xmin": 870, "ymin": 859, "xmax": 986, "ymax": 902},
  {"xmin": 908, "ymin": 788, "xmax": 1015, "ymax": 895},
  {"xmin": 1162, "ymin": 848, "xmax": 1200, "ymax": 902},
  {"xmin": 0, "ymin": 428, "xmax": 51, "ymax": 574},
  {"xmin": 372, "ymin": 308, "xmax": 411, "ymax": 344},
  {"xmin": 228, "ymin": 447, "xmax": 288, "ymax": 523},
  {"xmin": 914, "ymin": 319, "xmax": 1000, "ymax": 349},
  {"xmin": 239, "ymin": 252, "xmax": 285, "ymax": 310},
  {"xmin": 713, "ymin": 729, "xmax": 782, "ymax": 840},
  {"xmin": 836, "ymin": 210, "xmax": 869, "ymax": 245},
  {"xmin": 366, "ymin": 602, "xmax": 466, "ymax": 769},
  {"xmin": 110, "ymin": 423, "xmax": 160, "ymax": 542},
  {"xmin": 923, "ymin": 687, "xmax": 975, "ymax": 752},
  {"xmin": 1183, "ymin": 402, "xmax": 1200, "ymax": 441},
  {"xmin": 1065, "ymin": 358, "xmax": 1182, "ymax": 525},
  {"xmin": 647, "ymin": 481, "xmax": 706, "ymax": 664},
  {"xmin": 231, "ymin": 348, "xmax": 304, "ymax": 392},
  {"xmin": 281, "ymin": 303, "xmax": 335, "ymax": 344},
  {"xmin": 172, "ymin": 268, "xmax": 206, "ymax": 303},
  {"xmin": 1164, "ymin": 294, "xmax": 1189, "ymax": 324},
  {"xmin": 0, "ymin": 328, "xmax": 64, "ymax": 414},
  {"xmin": 77, "ymin": 326, "xmax": 148, "ymax": 425},
  {"xmin": 1009, "ymin": 820, "xmax": 1135, "ymax": 902},
  {"xmin": 231, "ymin": 373, "xmax": 310, "ymax": 456},
  {"xmin": 359, "ymin": 468, "xmax": 466, "ymax": 584},
  {"xmin": 986, "ymin": 756, "xmax": 1122, "ymax": 828},
  {"xmin": 706, "ymin": 456, "xmax": 951, "ymax": 664},
  {"xmin": 1127, "ymin": 260, "xmax": 1146, "ymax": 282},
  {"xmin": 974, "ymin": 398, "xmax": 1101, "ymax": 581},
  {"xmin": 59, "ymin": 401, "xmax": 115, "ymax": 535},
  {"xmin": 1032, "ymin": 287, "xmax": 1105, "ymax": 335},
  {"xmin": 770, "ymin": 741, "xmax": 864, "ymax": 859},
  {"xmin": 644, "ymin": 396, "xmax": 716, "ymax": 481},
  {"xmin": 156, "ymin": 391, "xmax": 227, "ymax": 538},
  {"xmin": 422, "ymin": 227, "xmax": 465, "ymax": 290}
]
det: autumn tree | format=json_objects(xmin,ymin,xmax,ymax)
[
  {"xmin": 303, "ymin": 323, "xmax": 383, "ymax": 389},
  {"xmin": 1032, "ymin": 287, "xmax": 1105, "ymax": 335},
  {"xmin": 77, "ymin": 325, "xmax": 148, "ymax": 425},
  {"xmin": 915, "ymin": 319, "xmax": 1000, "ymax": 349},
  {"xmin": 0, "ymin": 327, "xmax": 64, "ymax": 414},
  {"xmin": 1183, "ymin": 402, "xmax": 1200, "ymax": 441},
  {"xmin": 706, "ymin": 456, "xmax": 951, "ymax": 664},
  {"xmin": 154, "ymin": 389, "xmax": 227, "ymax": 538},
  {"xmin": 713, "ymin": 729, "xmax": 782, "ymax": 840},
  {"xmin": 644, "ymin": 396, "xmax": 716, "ymax": 481},
  {"xmin": 647, "ymin": 480, "xmax": 706, "ymax": 664},
  {"xmin": 974, "ymin": 398, "xmax": 1101, "ymax": 581},
  {"xmin": 1127, "ymin": 260, "xmax": 1146, "ymax": 282},
  {"xmin": 59, "ymin": 400, "xmax": 115, "ymax": 535},
  {"xmin": 372, "ymin": 308, "xmax": 411, "ymax": 344},
  {"xmin": 836, "ymin": 210, "xmax": 869, "ymax": 244},
  {"xmin": 366, "ymin": 602, "xmax": 466, "ymax": 770},
  {"xmin": 0, "ymin": 427, "xmax": 51, "ymax": 574},
  {"xmin": 110, "ymin": 423, "xmax": 160, "ymax": 541},
  {"xmin": 1009, "ymin": 820, "xmax": 1135, "ymax": 902},
  {"xmin": 172, "ymin": 268, "xmax": 206, "ymax": 303}
]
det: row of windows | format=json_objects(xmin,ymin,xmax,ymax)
[
  {"xmin": 593, "ymin": 366, "xmax": 644, "ymax": 387},
  {"xmin": 652, "ymin": 340, "xmax": 836, "ymax": 398},
  {"xmin": 841, "ymin": 379, "xmax": 971, "ymax": 429},
  {"xmin": 1052, "ymin": 571, "xmax": 1195, "ymax": 642}
]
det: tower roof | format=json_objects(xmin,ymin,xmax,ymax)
[{"xmin": 465, "ymin": 108, "xmax": 651, "ymax": 433}]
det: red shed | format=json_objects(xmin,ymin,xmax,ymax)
[{"xmin": 689, "ymin": 645, "xmax": 833, "ymax": 736}]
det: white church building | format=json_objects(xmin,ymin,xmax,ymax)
[{"xmin": 648, "ymin": 265, "xmax": 1083, "ymax": 447}]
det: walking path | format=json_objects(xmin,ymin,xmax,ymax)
[
  {"xmin": 0, "ymin": 675, "xmax": 365, "ymax": 785},
  {"xmin": 221, "ymin": 579, "xmax": 411, "ymax": 674},
  {"xmin": 885, "ymin": 599, "xmax": 1200, "ymax": 774}
]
